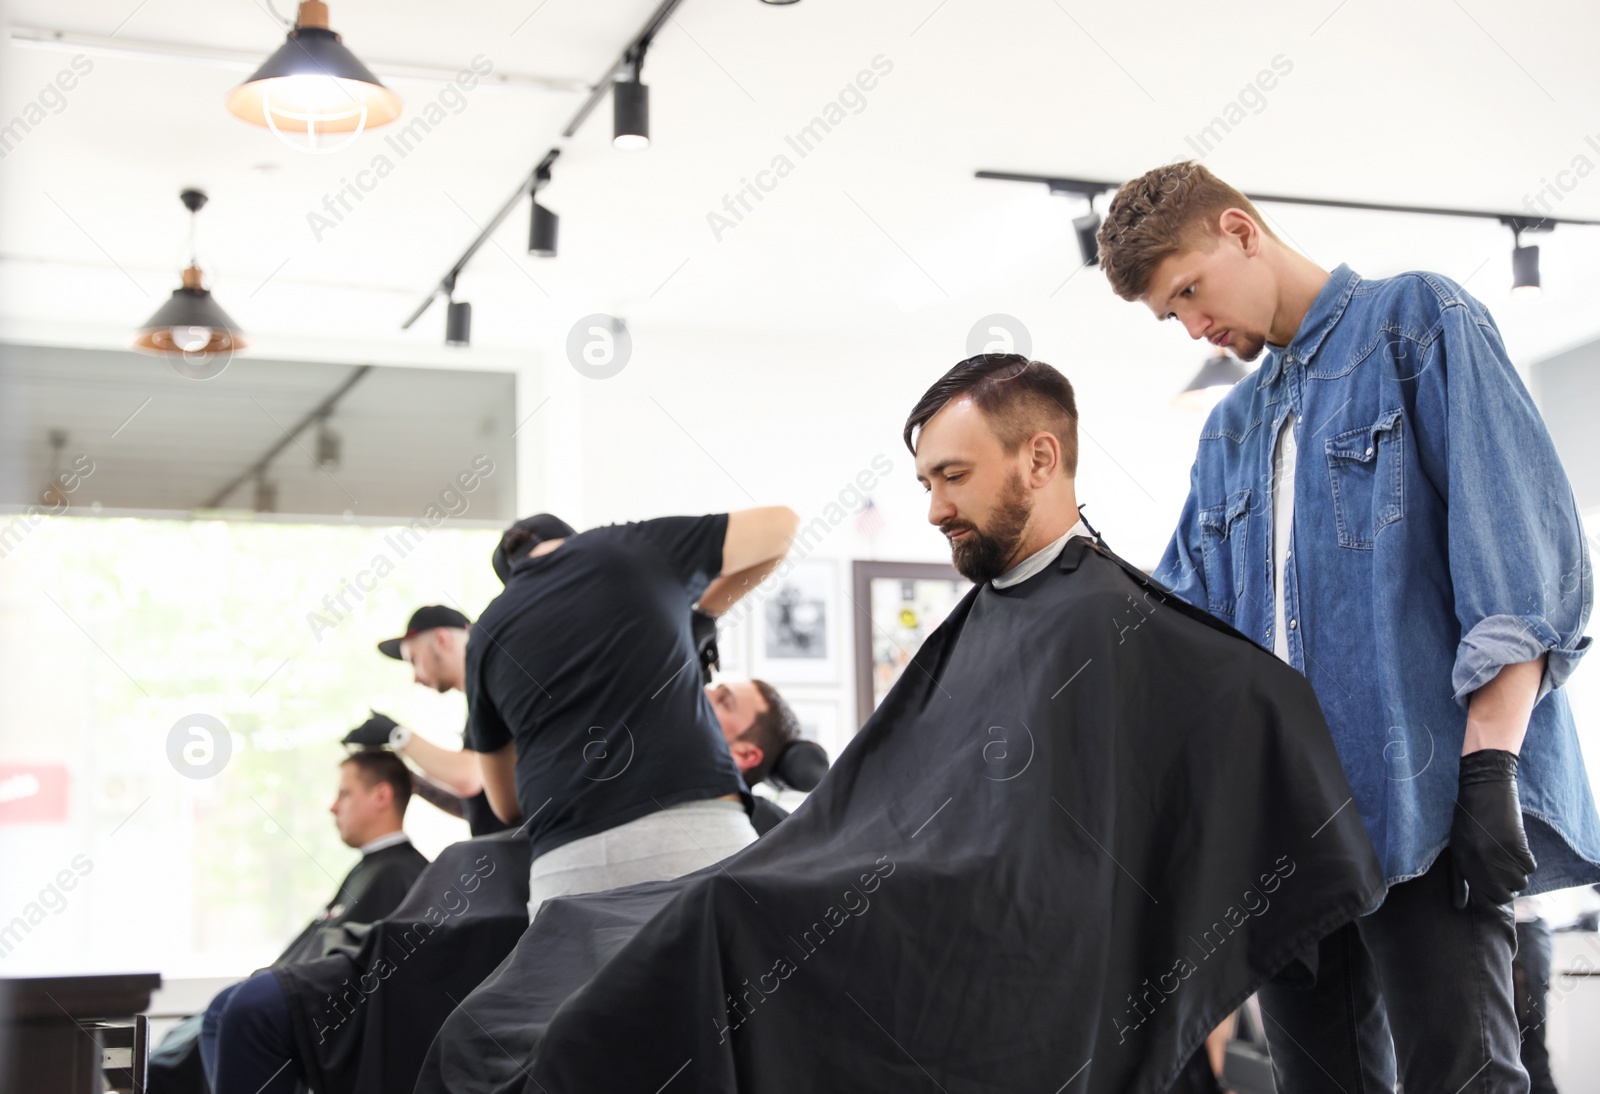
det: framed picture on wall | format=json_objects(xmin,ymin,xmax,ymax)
[
  {"xmin": 750, "ymin": 558, "xmax": 839, "ymax": 684},
  {"xmin": 851, "ymin": 560, "xmax": 971, "ymax": 726}
]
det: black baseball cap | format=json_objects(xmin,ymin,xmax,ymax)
[
  {"xmin": 492, "ymin": 513, "xmax": 577, "ymax": 583},
  {"xmin": 377, "ymin": 605, "xmax": 471, "ymax": 659}
]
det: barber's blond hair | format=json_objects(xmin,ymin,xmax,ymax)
[{"xmin": 1097, "ymin": 161, "xmax": 1278, "ymax": 301}]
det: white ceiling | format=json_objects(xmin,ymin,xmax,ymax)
[
  {"xmin": 5, "ymin": 0, "xmax": 1600, "ymax": 359},
  {"xmin": 3, "ymin": 0, "xmax": 1600, "ymax": 557}
]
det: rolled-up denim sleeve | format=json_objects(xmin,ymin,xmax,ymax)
[
  {"xmin": 1155, "ymin": 457, "xmax": 1210, "ymax": 612},
  {"xmin": 1418, "ymin": 301, "xmax": 1593, "ymax": 708}
]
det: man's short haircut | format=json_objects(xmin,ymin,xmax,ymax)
[
  {"xmin": 341, "ymin": 749, "xmax": 413, "ymax": 816},
  {"xmin": 741, "ymin": 680, "xmax": 802, "ymax": 787},
  {"xmin": 902, "ymin": 353, "xmax": 1079, "ymax": 476},
  {"xmin": 1096, "ymin": 160, "xmax": 1279, "ymax": 302}
]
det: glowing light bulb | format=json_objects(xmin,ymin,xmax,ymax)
[
  {"xmin": 170, "ymin": 326, "xmax": 213, "ymax": 352},
  {"xmin": 260, "ymin": 77, "xmax": 369, "ymax": 154}
]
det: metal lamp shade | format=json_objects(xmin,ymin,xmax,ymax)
[
  {"xmin": 134, "ymin": 276, "xmax": 246, "ymax": 357},
  {"xmin": 225, "ymin": 26, "xmax": 402, "ymax": 134},
  {"xmin": 1173, "ymin": 352, "xmax": 1248, "ymax": 412}
]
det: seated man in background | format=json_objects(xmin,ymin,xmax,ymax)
[
  {"xmin": 706, "ymin": 675, "xmax": 818, "ymax": 833},
  {"xmin": 471, "ymin": 506, "xmax": 799, "ymax": 918},
  {"xmin": 415, "ymin": 355, "xmax": 1385, "ymax": 1094},
  {"xmin": 149, "ymin": 749, "xmax": 427, "ymax": 1094}
]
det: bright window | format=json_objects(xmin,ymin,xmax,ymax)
[{"xmin": 0, "ymin": 515, "xmax": 501, "ymax": 977}]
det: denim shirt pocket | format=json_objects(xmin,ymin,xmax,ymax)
[
  {"xmin": 1325, "ymin": 407, "xmax": 1405, "ymax": 550},
  {"xmin": 1198, "ymin": 487, "xmax": 1251, "ymax": 616}
]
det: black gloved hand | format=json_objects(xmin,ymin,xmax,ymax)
[
  {"xmin": 692, "ymin": 609, "xmax": 720, "ymax": 685},
  {"xmin": 1449, "ymin": 749, "xmax": 1537, "ymax": 909},
  {"xmin": 342, "ymin": 710, "xmax": 399, "ymax": 748}
]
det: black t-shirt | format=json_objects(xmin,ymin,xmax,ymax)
[
  {"xmin": 465, "ymin": 515, "xmax": 747, "ymax": 859},
  {"xmin": 749, "ymin": 796, "xmax": 789, "ymax": 836}
]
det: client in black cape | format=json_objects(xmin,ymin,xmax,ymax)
[
  {"xmin": 271, "ymin": 828, "xmax": 532, "ymax": 1094},
  {"xmin": 416, "ymin": 533, "xmax": 1385, "ymax": 1093},
  {"xmin": 265, "ymin": 744, "xmax": 809, "ymax": 1094}
]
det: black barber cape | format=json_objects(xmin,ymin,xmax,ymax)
[
  {"xmin": 417, "ymin": 536, "xmax": 1385, "ymax": 1094},
  {"xmin": 275, "ymin": 839, "xmax": 429, "ymax": 966},
  {"xmin": 271, "ymin": 830, "xmax": 532, "ymax": 1094},
  {"xmin": 147, "ymin": 838, "xmax": 427, "ymax": 1094}
]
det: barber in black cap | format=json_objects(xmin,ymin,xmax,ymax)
[
  {"xmin": 346, "ymin": 604, "xmax": 510, "ymax": 836},
  {"xmin": 469, "ymin": 506, "xmax": 800, "ymax": 919}
]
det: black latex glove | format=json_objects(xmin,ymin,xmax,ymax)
[
  {"xmin": 342, "ymin": 710, "xmax": 399, "ymax": 748},
  {"xmin": 692, "ymin": 609, "xmax": 720, "ymax": 685},
  {"xmin": 1449, "ymin": 749, "xmax": 1537, "ymax": 909}
]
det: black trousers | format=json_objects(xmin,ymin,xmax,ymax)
[
  {"xmin": 1257, "ymin": 855, "xmax": 1528, "ymax": 1093},
  {"xmin": 1513, "ymin": 918, "xmax": 1558, "ymax": 1094}
]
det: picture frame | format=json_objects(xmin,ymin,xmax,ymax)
[
  {"xmin": 750, "ymin": 557, "xmax": 839, "ymax": 684},
  {"xmin": 851, "ymin": 560, "xmax": 970, "ymax": 726}
]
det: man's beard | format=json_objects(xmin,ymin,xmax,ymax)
[{"xmin": 941, "ymin": 472, "xmax": 1031, "ymax": 584}]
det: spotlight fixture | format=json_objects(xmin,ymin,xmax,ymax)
[
  {"xmin": 529, "ymin": 202, "xmax": 559, "ymax": 256},
  {"xmin": 529, "ymin": 164, "xmax": 558, "ymax": 257},
  {"xmin": 1504, "ymin": 219, "xmax": 1549, "ymax": 297},
  {"xmin": 444, "ymin": 276, "xmax": 471, "ymax": 346},
  {"xmin": 1173, "ymin": 350, "xmax": 1249, "ymax": 413},
  {"xmin": 133, "ymin": 190, "xmax": 247, "ymax": 360},
  {"xmin": 253, "ymin": 472, "xmax": 278, "ymax": 514},
  {"xmin": 446, "ymin": 301, "xmax": 472, "ymax": 346},
  {"xmin": 225, "ymin": 0, "xmax": 403, "ymax": 153},
  {"xmin": 314, "ymin": 416, "xmax": 342, "ymax": 469},
  {"xmin": 1512, "ymin": 244, "xmax": 1540, "ymax": 295},
  {"xmin": 613, "ymin": 53, "xmax": 650, "ymax": 151},
  {"xmin": 759, "ymin": 0, "xmax": 802, "ymax": 4},
  {"xmin": 1072, "ymin": 210, "xmax": 1102, "ymax": 267}
]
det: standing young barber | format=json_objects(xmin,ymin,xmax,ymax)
[
  {"xmin": 469, "ymin": 507, "xmax": 799, "ymax": 918},
  {"xmin": 1098, "ymin": 161, "xmax": 1599, "ymax": 1091}
]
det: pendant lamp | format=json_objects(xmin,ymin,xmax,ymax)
[
  {"xmin": 133, "ymin": 190, "xmax": 246, "ymax": 363},
  {"xmin": 225, "ymin": 1, "xmax": 402, "ymax": 152}
]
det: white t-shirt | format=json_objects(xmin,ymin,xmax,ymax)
[
  {"xmin": 358, "ymin": 830, "xmax": 412, "ymax": 856},
  {"xmin": 992, "ymin": 519, "xmax": 1092, "ymax": 589},
  {"xmin": 1271, "ymin": 411, "xmax": 1298, "ymax": 663}
]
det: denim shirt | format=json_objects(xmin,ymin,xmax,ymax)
[{"xmin": 1156, "ymin": 263, "xmax": 1600, "ymax": 893}]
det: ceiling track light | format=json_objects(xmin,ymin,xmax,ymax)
[
  {"xmin": 133, "ymin": 189, "xmax": 247, "ymax": 361},
  {"xmin": 402, "ymin": 0, "xmax": 687, "ymax": 331},
  {"xmin": 444, "ymin": 274, "xmax": 471, "ymax": 347},
  {"xmin": 226, "ymin": 0, "xmax": 402, "ymax": 153},
  {"xmin": 979, "ymin": 171, "xmax": 1600, "ymax": 295},
  {"xmin": 253, "ymin": 472, "xmax": 278, "ymax": 514},
  {"xmin": 1072, "ymin": 209, "xmax": 1102, "ymax": 267},
  {"xmin": 613, "ymin": 51, "xmax": 650, "ymax": 151},
  {"xmin": 1502, "ymin": 217, "xmax": 1551, "ymax": 297},
  {"xmin": 529, "ymin": 163, "xmax": 559, "ymax": 257},
  {"xmin": 314, "ymin": 414, "xmax": 342, "ymax": 469}
]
